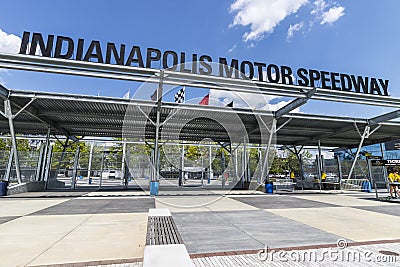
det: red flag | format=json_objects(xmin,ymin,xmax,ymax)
[{"xmin": 199, "ymin": 94, "xmax": 209, "ymax": 105}]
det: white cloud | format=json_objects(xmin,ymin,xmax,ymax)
[
  {"xmin": 287, "ymin": 21, "xmax": 304, "ymax": 40},
  {"xmin": 311, "ymin": 0, "xmax": 328, "ymax": 16},
  {"xmin": 229, "ymin": 0, "xmax": 308, "ymax": 42},
  {"xmin": 228, "ymin": 44, "xmax": 237, "ymax": 53},
  {"xmin": 320, "ymin": 6, "xmax": 345, "ymax": 25},
  {"xmin": 210, "ymin": 89, "xmax": 273, "ymax": 110},
  {"xmin": 0, "ymin": 28, "xmax": 21, "ymax": 54},
  {"xmin": 209, "ymin": 89, "xmax": 300, "ymax": 113},
  {"xmin": 267, "ymin": 100, "xmax": 300, "ymax": 113},
  {"xmin": 310, "ymin": 0, "xmax": 345, "ymax": 25}
]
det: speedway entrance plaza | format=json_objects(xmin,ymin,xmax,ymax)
[{"xmin": 1, "ymin": 53, "xmax": 400, "ymax": 196}]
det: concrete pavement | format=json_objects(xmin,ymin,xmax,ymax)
[{"xmin": 0, "ymin": 189, "xmax": 399, "ymax": 266}]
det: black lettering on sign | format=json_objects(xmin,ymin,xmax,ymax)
[
  {"xmin": 106, "ymin": 43, "xmax": 125, "ymax": 65},
  {"xmin": 125, "ymin": 46, "xmax": 144, "ymax": 67},
  {"xmin": 16, "ymin": 32, "xmax": 391, "ymax": 96},
  {"xmin": 199, "ymin": 55, "xmax": 212, "ymax": 75},
  {"xmin": 267, "ymin": 64, "xmax": 280, "ymax": 83},
  {"xmin": 281, "ymin": 66, "xmax": 293, "ymax": 85},
  {"xmin": 54, "ymin": 36, "xmax": 74, "ymax": 59},
  {"xmin": 309, "ymin": 69, "xmax": 320, "ymax": 87},
  {"xmin": 379, "ymin": 79, "xmax": 389, "ymax": 96},
  {"xmin": 351, "ymin": 75, "xmax": 368, "ymax": 94},
  {"xmin": 162, "ymin": 50, "xmax": 178, "ymax": 71},
  {"xmin": 83, "ymin": 41, "xmax": 103, "ymax": 63},
  {"xmin": 219, "ymin": 57, "xmax": 239, "ymax": 78},
  {"xmin": 146, "ymin": 48, "xmax": 161, "ymax": 68},
  {"xmin": 330, "ymin": 72, "xmax": 340, "ymax": 90},
  {"xmin": 179, "ymin": 52, "xmax": 191, "ymax": 73},
  {"xmin": 76, "ymin": 39, "xmax": 85, "ymax": 61},
  {"xmin": 297, "ymin": 68, "xmax": 309, "ymax": 86},
  {"xmin": 30, "ymin": 32, "xmax": 54, "ymax": 57},
  {"xmin": 340, "ymin": 74, "xmax": 352, "ymax": 91},
  {"xmin": 320, "ymin": 71, "xmax": 331, "ymax": 89},
  {"xmin": 19, "ymin": 31, "xmax": 30, "ymax": 54},
  {"xmin": 254, "ymin": 62, "xmax": 266, "ymax": 82},
  {"xmin": 240, "ymin": 61, "xmax": 254, "ymax": 80}
]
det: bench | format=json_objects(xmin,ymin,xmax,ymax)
[
  {"xmin": 143, "ymin": 209, "xmax": 194, "ymax": 267},
  {"xmin": 274, "ymin": 179, "xmax": 295, "ymax": 192}
]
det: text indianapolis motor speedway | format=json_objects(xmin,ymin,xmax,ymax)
[{"xmin": 19, "ymin": 31, "xmax": 389, "ymax": 96}]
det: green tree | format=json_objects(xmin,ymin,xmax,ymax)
[
  {"xmin": 212, "ymin": 148, "xmax": 230, "ymax": 176},
  {"xmin": 0, "ymin": 138, "xmax": 8, "ymax": 151},
  {"xmin": 184, "ymin": 145, "xmax": 201, "ymax": 161},
  {"xmin": 285, "ymin": 149, "xmax": 313, "ymax": 176},
  {"xmin": 52, "ymin": 140, "xmax": 89, "ymax": 169},
  {"xmin": 248, "ymin": 147, "xmax": 260, "ymax": 177},
  {"xmin": 270, "ymin": 155, "xmax": 287, "ymax": 174}
]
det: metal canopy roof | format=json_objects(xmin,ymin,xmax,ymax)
[{"xmin": 2, "ymin": 85, "xmax": 400, "ymax": 148}]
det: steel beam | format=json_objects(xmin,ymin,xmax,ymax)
[
  {"xmin": 260, "ymin": 118, "xmax": 277, "ymax": 183},
  {"xmin": 368, "ymin": 109, "xmax": 400, "ymax": 125},
  {"xmin": 5, "ymin": 100, "xmax": 22, "ymax": 183},
  {"xmin": 70, "ymin": 146, "xmax": 80, "ymax": 190},
  {"xmin": 1, "ymin": 53, "xmax": 400, "ymax": 108},
  {"xmin": 9, "ymin": 97, "xmax": 78, "ymax": 142},
  {"xmin": 4, "ymin": 149, "xmax": 13, "ymax": 182},
  {"xmin": 35, "ymin": 144, "xmax": 45, "ymax": 181},
  {"xmin": 87, "ymin": 141, "xmax": 94, "ymax": 180},
  {"xmin": 151, "ymin": 70, "xmax": 164, "ymax": 187},
  {"xmin": 347, "ymin": 126, "xmax": 370, "ymax": 180},
  {"xmin": 43, "ymin": 145, "xmax": 53, "ymax": 188},
  {"xmin": 275, "ymin": 88, "xmax": 316, "ymax": 119}
]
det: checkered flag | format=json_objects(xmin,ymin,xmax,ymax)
[{"xmin": 174, "ymin": 87, "xmax": 185, "ymax": 103}]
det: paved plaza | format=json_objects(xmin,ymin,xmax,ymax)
[{"xmin": 0, "ymin": 189, "xmax": 399, "ymax": 266}]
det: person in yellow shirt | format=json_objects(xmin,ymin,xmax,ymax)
[
  {"xmin": 387, "ymin": 169, "xmax": 400, "ymax": 198},
  {"xmin": 321, "ymin": 171, "xmax": 327, "ymax": 190}
]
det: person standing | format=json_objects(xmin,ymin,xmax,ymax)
[
  {"xmin": 321, "ymin": 171, "xmax": 327, "ymax": 190},
  {"xmin": 387, "ymin": 169, "xmax": 400, "ymax": 198}
]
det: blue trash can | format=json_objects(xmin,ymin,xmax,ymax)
[
  {"xmin": 0, "ymin": 181, "xmax": 8, "ymax": 196},
  {"xmin": 365, "ymin": 181, "xmax": 372, "ymax": 193},
  {"xmin": 265, "ymin": 182, "xmax": 273, "ymax": 194},
  {"xmin": 361, "ymin": 181, "xmax": 366, "ymax": 192},
  {"xmin": 88, "ymin": 178, "xmax": 92, "ymax": 184},
  {"xmin": 150, "ymin": 181, "xmax": 159, "ymax": 196}
]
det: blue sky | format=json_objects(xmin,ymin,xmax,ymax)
[{"xmin": 0, "ymin": 0, "xmax": 399, "ymax": 118}]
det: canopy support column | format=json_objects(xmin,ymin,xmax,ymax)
[
  {"xmin": 40, "ymin": 128, "xmax": 51, "ymax": 181},
  {"xmin": 4, "ymin": 100, "xmax": 22, "ymax": 184},
  {"xmin": 337, "ymin": 155, "xmax": 343, "ymax": 192},
  {"xmin": 35, "ymin": 145, "xmax": 44, "ymax": 181},
  {"xmin": 87, "ymin": 141, "xmax": 94, "ymax": 180},
  {"xmin": 208, "ymin": 145, "xmax": 212, "ymax": 184},
  {"xmin": 317, "ymin": 140, "xmax": 323, "ymax": 191},
  {"xmin": 150, "ymin": 70, "xmax": 164, "ymax": 195},
  {"xmin": 348, "ymin": 126, "xmax": 370, "ymax": 180},
  {"xmin": 121, "ymin": 139, "xmax": 127, "ymax": 186},
  {"xmin": 180, "ymin": 145, "xmax": 184, "ymax": 187},
  {"xmin": 4, "ymin": 149, "xmax": 13, "ymax": 182},
  {"xmin": 260, "ymin": 118, "xmax": 276, "ymax": 183},
  {"xmin": 43, "ymin": 145, "xmax": 53, "ymax": 188},
  {"xmin": 70, "ymin": 146, "xmax": 80, "ymax": 190},
  {"xmin": 243, "ymin": 141, "xmax": 248, "ymax": 183}
]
